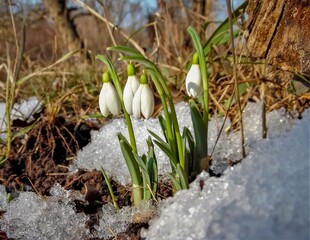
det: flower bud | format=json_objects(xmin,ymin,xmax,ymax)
[
  {"xmin": 185, "ymin": 53, "xmax": 203, "ymax": 98},
  {"xmin": 123, "ymin": 63, "xmax": 140, "ymax": 114},
  {"xmin": 99, "ymin": 72, "xmax": 121, "ymax": 117},
  {"xmin": 132, "ymin": 73, "xmax": 154, "ymax": 119}
]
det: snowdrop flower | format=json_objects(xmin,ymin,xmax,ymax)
[
  {"xmin": 99, "ymin": 72, "xmax": 121, "ymax": 117},
  {"xmin": 132, "ymin": 73, "xmax": 154, "ymax": 119},
  {"xmin": 185, "ymin": 53, "xmax": 203, "ymax": 98},
  {"xmin": 123, "ymin": 63, "xmax": 140, "ymax": 115}
]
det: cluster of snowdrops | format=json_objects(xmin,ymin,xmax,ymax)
[
  {"xmin": 99, "ymin": 58, "xmax": 202, "ymax": 120},
  {"xmin": 97, "ymin": 27, "xmax": 210, "ymax": 207}
]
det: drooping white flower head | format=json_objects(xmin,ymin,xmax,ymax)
[
  {"xmin": 123, "ymin": 63, "xmax": 140, "ymax": 115},
  {"xmin": 99, "ymin": 72, "xmax": 121, "ymax": 117},
  {"xmin": 132, "ymin": 73, "xmax": 154, "ymax": 119},
  {"xmin": 185, "ymin": 53, "xmax": 203, "ymax": 98}
]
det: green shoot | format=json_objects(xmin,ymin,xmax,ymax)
[{"xmin": 100, "ymin": 166, "xmax": 120, "ymax": 210}]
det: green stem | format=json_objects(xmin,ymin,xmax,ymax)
[
  {"xmin": 96, "ymin": 55, "xmax": 137, "ymax": 154},
  {"xmin": 149, "ymin": 68, "xmax": 184, "ymax": 169},
  {"xmin": 167, "ymin": 97, "xmax": 184, "ymax": 168},
  {"xmin": 147, "ymin": 69, "xmax": 176, "ymax": 163},
  {"xmin": 187, "ymin": 26, "xmax": 209, "ymax": 129},
  {"xmin": 147, "ymin": 68, "xmax": 184, "ymax": 168}
]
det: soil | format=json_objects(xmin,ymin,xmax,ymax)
[{"xmin": 0, "ymin": 113, "xmax": 173, "ymax": 240}]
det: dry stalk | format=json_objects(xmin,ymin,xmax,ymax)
[{"xmin": 226, "ymin": 0, "xmax": 246, "ymax": 158}]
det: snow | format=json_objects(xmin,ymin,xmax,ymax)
[
  {"xmin": 0, "ymin": 101, "xmax": 309, "ymax": 239},
  {"xmin": 0, "ymin": 184, "xmax": 90, "ymax": 240},
  {"xmin": 145, "ymin": 107, "xmax": 309, "ymax": 239},
  {"xmin": 0, "ymin": 96, "xmax": 42, "ymax": 139}
]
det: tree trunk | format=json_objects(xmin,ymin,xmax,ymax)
[
  {"xmin": 43, "ymin": 0, "xmax": 82, "ymax": 54},
  {"xmin": 246, "ymin": 0, "xmax": 310, "ymax": 77}
]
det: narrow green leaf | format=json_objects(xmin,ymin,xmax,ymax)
[
  {"xmin": 167, "ymin": 173, "xmax": 182, "ymax": 191},
  {"xmin": 147, "ymin": 138, "xmax": 158, "ymax": 195},
  {"xmin": 190, "ymin": 100, "xmax": 208, "ymax": 173},
  {"xmin": 107, "ymin": 46, "xmax": 143, "ymax": 57},
  {"xmin": 100, "ymin": 166, "xmax": 119, "ymax": 209},
  {"xmin": 153, "ymin": 139, "xmax": 178, "ymax": 167},
  {"xmin": 118, "ymin": 133, "xmax": 142, "ymax": 205},
  {"xmin": 133, "ymin": 153, "xmax": 151, "ymax": 201},
  {"xmin": 177, "ymin": 163, "xmax": 189, "ymax": 189},
  {"xmin": 119, "ymin": 138, "xmax": 141, "ymax": 186},
  {"xmin": 149, "ymin": 129, "xmax": 178, "ymax": 166},
  {"xmin": 203, "ymin": 1, "xmax": 248, "ymax": 56},
  {"xmin": 11, "ymin": 122, "xmax": 37, "ymax": 141},
  {"xmin": 158, "ymin": 115, "xmax": 168, "ymax": 142},
  {"xmin": 182, "ymin": 127, "xmax": 195, "ymax": 176},
  {"xmin": 147, "ymin": 157, "xmax": 157, "ymax": 197}
]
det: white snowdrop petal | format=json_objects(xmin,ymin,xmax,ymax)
[
  {"xmin": 106, "ymin": 83, "xmax": 121, "ymax": 116},
  {"xmin": 141, "ymin": 85, "xmax": 154, "ymax": 119},
  {"xmin": 123, "ymin": 80, "xmax": 134, "ymax": 114},
  {"xmin": 99, "ymin": 84, "xmax": 109, "ymax": 117},
  {"xmin": 132, "ymin": 86, "xmax": 142, "ymax": 119},
  {"xmin": 129, "ymin": 75, "xmax": 140, "ymax": 93},
  {"xmin": 185, "ymin": 64, "xmax": 203, "ymax": 98}
]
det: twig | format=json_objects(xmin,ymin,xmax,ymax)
[{"xmin": 226, "ymin": 0, "xmax": 246, "ymax": 158}]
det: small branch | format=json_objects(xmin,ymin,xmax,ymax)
[{"xmin": 226, "ymin": 0, "xmax": 246, "ymax": 158}]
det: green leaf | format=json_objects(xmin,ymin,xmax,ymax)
[
  {"xmin": 80, "ymin": 114, "xmax": 105, "ymax": 119},
  {"xmin": 117, "ymin": 133, "xmax": 142, "ymax": 205},
  {"xmin": 182, "ymin": 127, "xmax": 195, "ymax": 176},
  {"xmin": 167, "ymin": 173, "xmax": 182, "ymax": 191},
  {"xmin": 167, "ymin": 163, "xmax": 189, "ymax": 191},
  {"xmin": 11, "ymin": 122, "xmax": 37, "ymax": 141},
  {"xmin": 107, "ymin": 46, "xmax": 143, "ymax": 57},
  {"xmin": 133, "ymin": 153, "xmax": 152, "ymax": 201},
  {"xmin": 146, "ymin": 137, "xmax": 158, "ymax": 194},
  {"xmin": 177, "ymin": 163, "xmax": 189, "ymax": 189},
  {"xmin": 158, "ymin": 115, "xmax": 168, "ymax": 142},
  {"xmin": 202, "ymin": 1, "xmax": 248, "ymax": 56},
  {"xmin": 148, "ymin": 130, "xmax": 178, "ymax": 167},
  {"xmin": 190, "ymin": 100, "xmax": 208, "ymax": 174},
  {"xmin": 100, "ymin": 166, "xmax": 119, "ymax": 209}
]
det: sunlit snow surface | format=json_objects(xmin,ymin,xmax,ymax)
[
  {"xmin": 73, "ymin": 102, "xmax": 295, "ymax": 185},
  {"xmin": 0, "ymin": 102, "xmax": 309, "ymax": 239},
  {"xmin": 145, "ymin": 106, "xmax": 309, "ymax": 240}
]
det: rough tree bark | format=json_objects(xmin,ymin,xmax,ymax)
[
  {"xmin": 43, "ymin": 0, "xmax": 83, "ymax": 54},
  {"xmin": 246, "ymin": 0, "xmax": 310, "ymax": 77}
]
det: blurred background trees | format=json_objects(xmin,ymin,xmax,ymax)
[{"xmin": 0, "ymin": 0, "xmax": 225, "ymax": 64}]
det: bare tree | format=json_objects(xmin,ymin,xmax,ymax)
[{"xmin": 42, "ymin": 0, "xmax": 83, "ymax": 54}]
